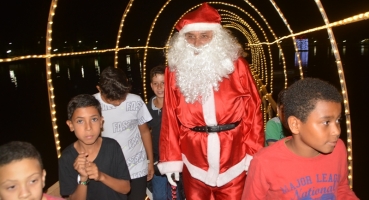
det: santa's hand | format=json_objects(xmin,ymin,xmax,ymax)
[{"xmin": 165, "ymin": 172, "xmax": 179, "ymax": 186}]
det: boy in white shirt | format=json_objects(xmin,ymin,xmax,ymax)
[{"xmin": 94, "ymin": 67, "xmax": 154, "ymax": 200}]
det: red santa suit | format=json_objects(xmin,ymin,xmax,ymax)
[{"xmin": 158, "ymin": 3, "xmax": 264, "ymax": 199}]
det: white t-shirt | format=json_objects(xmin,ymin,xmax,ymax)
[{"xmin": 94, "ymin": 93, "xmax": 153, "ymax": 179}]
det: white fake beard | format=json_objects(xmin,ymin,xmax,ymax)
[{"xmin": 167, "ymin": 31, "xmax": 240, "ymax": 104}]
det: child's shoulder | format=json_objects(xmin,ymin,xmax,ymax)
[
  {"xmin": 125, "ymin": 93, "xmax": 144, "ymax": 101},
  {"xmin": 332, "ymin": 139, "xmax": 346, "ymax": 154},
  {"xmin": 60, "ymin": 142, "xmax": 77, "ymax": 156},
  {"xmin": 254, "ymin": 138, "xmax": 287, "ymax": 158},
  {"xmin": 269, "ymin": 116, "xmax": 280, "ymax": 123},
  {"xmin": 101, "ymin": 137, "xmax": 121, "ymax": 149},
  {"xmin": 93, "ymin": 92, "xmax": 101, "ymax": 99}
]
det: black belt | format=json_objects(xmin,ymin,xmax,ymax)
[{"xmin": 190, "ymin": 121, "xmax": 240, "ymax": 132}]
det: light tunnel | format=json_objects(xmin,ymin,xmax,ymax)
[{"xmin": 1, "ymin": 0, "xmax": 369, "ymax": 191}]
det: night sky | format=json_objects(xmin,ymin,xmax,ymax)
[{"xmin": 1, "ymin": 0, "xmax": 368, "ymax": 53}]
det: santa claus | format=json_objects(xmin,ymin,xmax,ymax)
[{"xmin": 158, "ymin": 3, "xmax": 264, "ymax": 199}]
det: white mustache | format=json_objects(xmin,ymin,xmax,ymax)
[{"xmin": 185, "ymin": 42, "xmax": 209, "ymax": 54}]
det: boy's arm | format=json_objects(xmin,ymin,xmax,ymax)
[
  {"xmin": 242, "ymin": 156, "xmax": 269, "ymax": 199},
  {"xmin": 238, "ymin": 58, "xmax": 264, "ymax": 155},
  {"xmin": 138, "ymin": 123, "xmax": 155, "ymax": 181},
  {"xmin": 99, "ymin": 173, "xmax": 130, "ymax": 194},
  {"xmin": 84, "ymin": 139, "xmax": 131, "ymax": 195},
  {"xmin": 59, "ymin": 149, "xmax": 88, "ymax": 200},
  {"xmin": 67, "ymin": 184, "xmax": 88, "ymax": 200},
  {"xmin": 86, "ymin": 166, "xmax": 130, "ymax": 194}
]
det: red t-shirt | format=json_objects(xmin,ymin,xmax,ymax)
[
  {"xmin": 43, "ymin": 193, "xmax": 64, "ymax": 200},
  {"xmin": 242, "ymin": 137, "xmax": 358, "ymax": 200}
]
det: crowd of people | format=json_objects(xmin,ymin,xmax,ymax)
[{"xmin": 0, "ymin": 3, "xmax": 358, "ymax": 200}]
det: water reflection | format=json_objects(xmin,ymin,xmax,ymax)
[
  {"xmin": 361, "ymin": 44, "xmax": 368, "ymax": 55},
  {"xmin": 81, "ymin": 66, "xmax": 85, "ymax": 78},
  {"xmin": 294, "ymin": 39, "xmax": 308, "ymax": 68},
  {"xmin": 9, "ymin": 69, "xmax": 17, "ymax": 87}
]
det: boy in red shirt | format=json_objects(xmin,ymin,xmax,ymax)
[{"xmin": 243, "ymin": 78, "xmax": 358, "ymax": 199}]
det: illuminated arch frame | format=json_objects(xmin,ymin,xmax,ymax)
[
  {"xmin": 0, "ymin": 0, "xmax": 363, "ymax": 188},
  {"xmin": 143, "ymin": 2, "xmax": 292, "ymax": 142}
]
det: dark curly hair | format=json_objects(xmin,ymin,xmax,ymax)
[
  {"xmin": 284, "ymin": 78, "xmax": 342, "ymax": 123},
  {"xmin": 98, "ymin": 67, "xmax": 131, "ymax": 100},
  {"xmin": 150, "ymin": 65, "xmax": 165, "ymax": 82},
  {"xmin": 277, "ymin": 88, "xmax": 287, "ymax": 107},
  {"xmin": 0, "ymin": 141, "xmax": 43, "ymax": 168},
  {"xmin": 67, "ymin": 94, "xmax": 101, "ymax": 120}
]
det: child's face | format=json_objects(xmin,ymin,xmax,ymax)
[
  {"xmin": 66, "ymin": 106, "xmax": 103, "ymax": 145},
  {"xmin": 0, "ymin": 158, "xmax": 46, "ymax": 200},
  {"xmin": 296, "ymin": 100, "xmax": 341, "ymax": 156},
  {"xmin": 150, "ymin": 74, "xmax": 164, "ymax": 98}
]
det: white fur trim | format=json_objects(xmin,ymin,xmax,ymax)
[
  {"xmin": 180, "ymin": 88, "xmax": 251, "ymax": 187},
  {"xmin": 217, "ymin": 154, "xmax": 253, "ymax": 186},
  {"xmin": 244, "ymin": 154, "xmax": 253, "ymax": 171},
  {"xmin": 146, "ymin": 187, "xmax": 153, "ymax": 200},
  {"xmin": 157, "ymin": 161, "xmax": 183, "ymax": 175},
  {"xmin": 179, "ymin": 23, "xmax": 222, "ymax": 34},
  {"xmin": 182, "ymin": 154, "xmax": 252, "ymax": 187},
  {"xmin": 203, "ymin": 86, "xmax": 220, "ymax": 185}
]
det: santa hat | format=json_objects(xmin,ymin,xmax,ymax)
[{"xmin": 176, "ymin": 3, "xmax": 222, "ymax": 34}]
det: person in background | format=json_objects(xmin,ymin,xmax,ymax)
[
  {"xmin": 265, "ymin": 89, "xmax": 287, "ymax": 146},
  {"xmin": 158, "ymin": 3, "xmax": 264, "ymax": 199},
  {"xmin": 242, "ymin": 78, "xmax": 358, "ymax": 199},
  {"xmin": 59, "ymin": 94, "xmax": 130, "ymax": 200},
  {"xmin": 146, "ymin": 65, "xmax": 185, "ymax": 200},
  {"xmin": 94, "ymin": 67, "xmax": 154, "ymax": 200},
  {"xmin": 0, "ymin": 141, "xmax": 64, "ymax": 200}
]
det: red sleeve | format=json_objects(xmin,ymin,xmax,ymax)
[
  {"xmin": 237, "ymin": 58, "xmax": 264, "ymax": 155},
  {"xmin": 242, "ymin": 156, "xmax": 269, "ymax": 199},
  {"xmin": 337, "ymin": 140, "xmax": 359, "ymax": 200},
  {"xmin": 159, "ymin": 67, "xmax": 182, "ymax": 162}
]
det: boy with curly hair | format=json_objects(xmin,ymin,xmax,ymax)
[{"xmin": 243, "ymin": 78, "xmax": 358, "ymax": 199}]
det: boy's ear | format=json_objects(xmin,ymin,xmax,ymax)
[
  {"xmin": 66, "ymin": 120, "xmax": 74, "ymax": 132},
  {"xmin": 287, "ymin": 116, "xmax": 300, "ymax": 135},
  {"xmin": 96, "ymin": 85, "xmax": 101, "ymax": 92},
  {"xmin": 42, "ymin": 169, "xmax": 46, "ymax": 188}
]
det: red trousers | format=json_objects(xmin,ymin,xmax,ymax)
[{"xmin": 182, "ymin": 165, "xmax": 246, "ymax": 200}]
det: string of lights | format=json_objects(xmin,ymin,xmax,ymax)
[
  {"xmin": 114, "ymin": 0, "xmax": 135, "ymax": 68},
  {"xmin": 269, "ymin": 0, "xmax": 303, "ymax": 82},
  {"xmin": 314, "ymin": 0, "xmax": 354, "ymax": 188},
  {"xmin": 142, "ymin": 0, "xmax": 173, "ymax": 103},
  {"xmin": 220, "ymin": 9, "xmax": 278, "ymax": 94},
  {"xmin": 223, "ymin": 23, "xmax": 269, "ymax": 128},
  {"xmin": 45, "ymin": 0, "xmax": 61, "ymax": 158}
]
